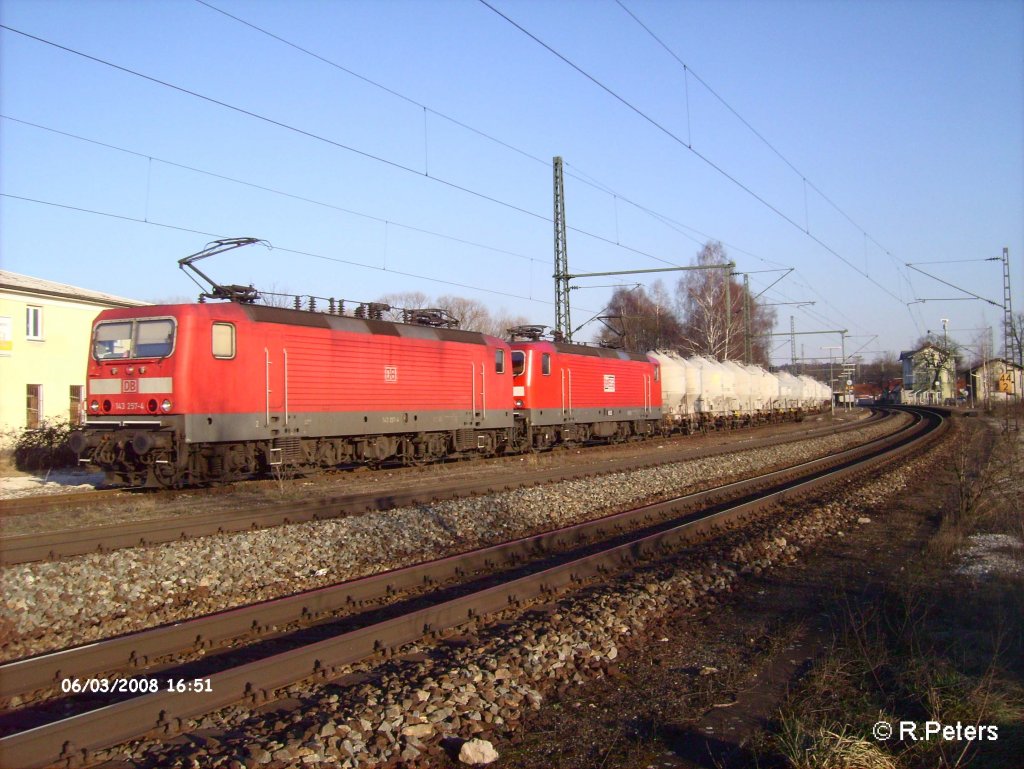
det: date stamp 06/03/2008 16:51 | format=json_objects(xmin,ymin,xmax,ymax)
[{"xmin": 59, "ymin": 677, "xmax": 213, "ymax": 695}]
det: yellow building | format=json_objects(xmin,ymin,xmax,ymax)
[{"xmin": 0, "ymin": 270, "xmax": 146, "ymax": 440}]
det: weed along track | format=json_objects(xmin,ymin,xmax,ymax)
[{"xmin": 0, "ymin": 406, "xmax": 946, "ymax": 769}]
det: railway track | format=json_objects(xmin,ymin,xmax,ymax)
[
  {"xmin": 0, "ymin": 410, "xmax": 885, "ymax": 566},
  {"xmin": 2, "ymin": 417, "xmax": 847, "ymax": 518},
  {"xmin": 0, "ymin": 406, "xmax": 948, "ymax": 769}
]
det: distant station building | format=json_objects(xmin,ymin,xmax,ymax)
[
  {"xmin": 967, "ymin": 358, "xmax": 1023, "ymax": 407},
  {"xmin": 0, "ymin": 270, "xmax": 146, "ymax": 438},
  {"xmin": 899, "ymin": 343, "xmax": 957, "ymax": 405}
]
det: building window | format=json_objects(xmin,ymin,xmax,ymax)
[
  {"xmin": 26, "ymin": 306, "xmax": 43, "ymax": 340},
  {"xmin": 27, "ymin": 384, "xmax": 42, "ymax": 429},
  {"xmin": 212, "ymin": 322, "xmax": 236, "ymax": 359},
  {"xmin": 70, "ymin": 385, "xmax": 84, "ymax": 425}
]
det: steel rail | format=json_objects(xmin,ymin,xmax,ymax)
[
  {"xmin": 0, "ymin": 415, "xmax": 855, "ymax": 518},
  {"xmin": 0, "ymin": 408, "xmax": 945, "ymax": 769},
  {"xmin": 0, "ymin": 409, "xmax": 904, "ymax": 703},
  {"xmin": 0, "ymin": 490, "xmax": 125, "ymax": 517},
  {"xmin": 0, "ymin": 411, "xmax": 885, "ymax": 566}
]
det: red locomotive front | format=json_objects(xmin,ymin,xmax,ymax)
[{"xmin": 510, "ymin": 340, "xmax": 662, "ymax": 448}]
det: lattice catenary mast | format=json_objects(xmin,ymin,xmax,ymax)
[{"xmin": 553, "ymin": 157, "xmax": 571, "ymax": 341}]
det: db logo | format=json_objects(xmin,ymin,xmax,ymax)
[
  {"xmin": 384, "ymin": 366, "xmax": 398, "ymax": 383},
  {"xmin": 122, "ymin": 380, "xmax": 138, "ymax": 393}
]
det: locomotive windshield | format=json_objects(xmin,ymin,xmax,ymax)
[{"xmin": 93, "ymin": 318, "xmax": 176, "ymax": 360}]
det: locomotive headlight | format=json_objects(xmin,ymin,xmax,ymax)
[
  {"xmin": 90, "ymin": 400, "xmax": 100, "ymax": 412},
  {"xmin": 514, "ymin": 399, "xmax": 524, "ymax": 408},
  {"xmin": 161, "ymin": 399, "xmax": 172, "ymax": 412}
]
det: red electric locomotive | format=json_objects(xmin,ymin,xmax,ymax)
[
  {"xmin": 70, "ymin": 301, "xmax": 517, "ymax": 486},
  {"xmin": 510, "ymin": 338, "xmax": 662, "ymax": 449}
]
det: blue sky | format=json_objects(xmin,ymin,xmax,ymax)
[{"xmin": 1, "ymin": 0, "xmax": 1021, "ymax": 365}]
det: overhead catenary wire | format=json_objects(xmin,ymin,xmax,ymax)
[
  {"xmin": 193, "ymin": 0, "xmax": 797, "ymax": 274},
  {"xmin": 6, "ymin": 113, "xmax": 852, "ymax": 336},
  {"xmin": 5, "ymin": 11, "xmax": 855, "ymax": 330},
  {"xmin": 617, "ymin": 0, "xmax": 917, "ymax": 297},
  {"xmin": 0, "ymin": 24, "xmax": 695, "ymax": 273},
  {"xmin": 0, "ymin": 192, "xmax": 598, "ymax": 311},
  {"xmin": 1, "ymin": 11, "xmax": 958, "ymax": 354},
  {"xmin": 0, "ymin": 115, "xmax": 539, "ymax": 265},
  {"xmin": 477, "ymin": 0, "xmax": 914, "ymax": 312}
]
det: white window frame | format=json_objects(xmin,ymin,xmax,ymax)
[
  {"xmin": 26, "ymin": 306, "xmax": 43, "ymax": 340},
  {"xmin": 212, "ymin": 322, "xmax": 236, "ymax": 359}
]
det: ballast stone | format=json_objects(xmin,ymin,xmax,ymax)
[{"xmin": 459, "ymin": 737, "xmax": 499, "ymax": 765}]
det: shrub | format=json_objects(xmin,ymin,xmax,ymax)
[{"xmin": 13, "ymin": 419, "xmax": 78, "ymax": 472}]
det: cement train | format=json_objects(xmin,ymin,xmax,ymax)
[{"xmin": 69, "ymin": 300, "xmax": 829, "ymax": 487}]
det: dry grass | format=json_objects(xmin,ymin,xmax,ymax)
[
  {"xmin": 775, "ymin": 718, "xmax": 897, "ymax": 769},
  {"xmin": 758, "ymin": 415, "xmax": 1024, "ymax": 769}
]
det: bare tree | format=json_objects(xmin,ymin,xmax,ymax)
[
  {"xmin": 909, "ymin": 334, "xmax": 962, "ymax": 402},
  {"xmin": 483, "ymin": 311, "xmax": 532, "ymax": 339},
  {"xmin": 675, "ymin": 242, "xmax": 775, "ymax": 363},
  {"xmin": 595, "ymin": 282, "xmax": 684, "ymax": 352},
  {"xmin": 859, "ymin": 351, "xmax": 901, "ymax": 395},
  {"xmin": 256, "ymin": 282, "xmax": 299, "ymax": 308},
  {"xmin": 372, "ymin": 292, "xmax": 527, "ymax": 336},
  {"xmin": 1010, "ymin": 311, "xmax": 1024, "ymax": 368},
  {"xmin": 375, "ymin": 291, "xmax": 430, "ymax": 322},
  {"xmin": 434, "ymin": 295, "xmax": 492, "ymax": 332}
]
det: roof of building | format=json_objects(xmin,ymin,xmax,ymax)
[
  {"xmin": 966, "ymin": 358, "xmax": 1024, "ymax": 373},
  {"xmin": 899, "ymin": 343, "xmax": 955, "ymax": 362},
  {"xmin": 852, "ymin": 382, "xmax": 884, "ymax": 396},
  {"xmin": 0, "ymin": 270, "xmax": 147, "ymax": 308}
]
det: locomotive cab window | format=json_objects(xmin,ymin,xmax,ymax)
[
  {"xmin": 93, "ymin": 318, "xmax": 176, "ymax": 360},
  {"xmin": 93, "ymin": 321, "xmax": 133, "ymax": 359},
  {"xmin": 495, "ymin": 348, "xmax": 505, "ymax": 374},
  {"xmin": 212, "ymin": 322, "xmax": 236, "ymax": 359},
  {"xmin": 511, "ymin": 351, "xmax": 525, "ymax": 376},
  {"xmin": 135, "ymin": 319, "xmax": 175, "ymax": 358},
  {"xmin": 542, "ymin": 353, "xmax": 551, "ymax": 375}
]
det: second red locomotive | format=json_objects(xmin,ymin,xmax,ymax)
[{"xmin": 510, "ymin": 339, "xmax": 662, "ymax": 449}]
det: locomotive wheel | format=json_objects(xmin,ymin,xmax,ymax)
[
  {"xmin": 398, "ymin": 437, "xmax": 428, "ymax": 467},
  {"xmin": 151, "ymin": 450, "xmax": 185, "ymax": 488}
]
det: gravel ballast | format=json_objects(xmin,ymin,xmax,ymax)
[
  {"xmin": 1, "ymin": 417, "xmax": 901, "ymax": 661},
  {"xmin": 91, "ymin": 419, "xmax": 945, "ymax": 769}
]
